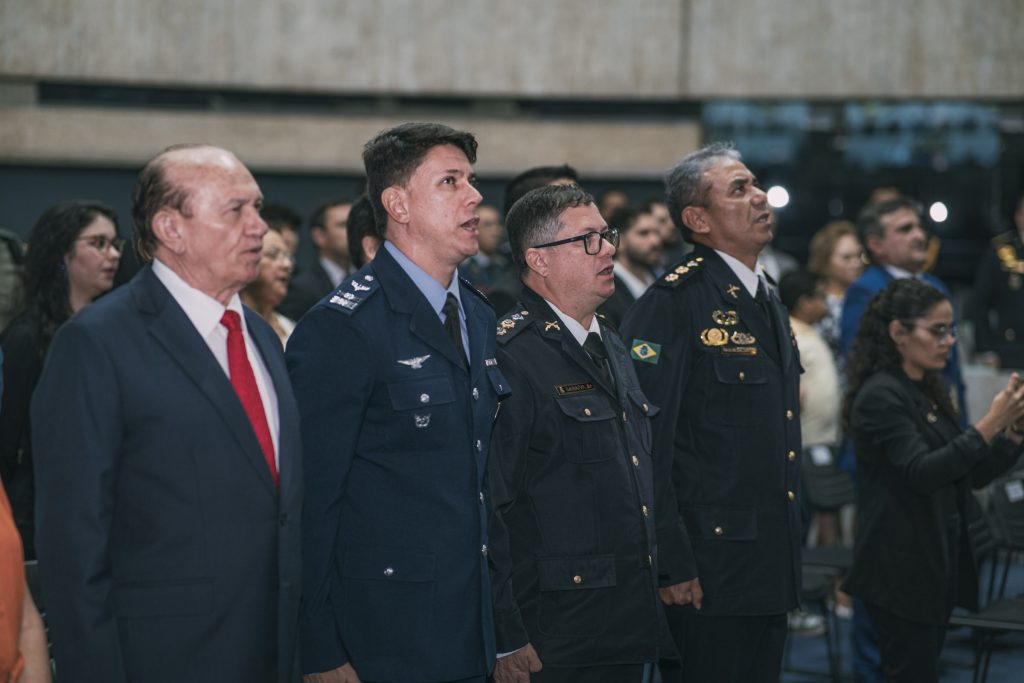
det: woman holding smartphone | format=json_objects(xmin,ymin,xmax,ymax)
[{"xmin": 842, "ymin": 278, "xmax": 1024, "ymax": 682}]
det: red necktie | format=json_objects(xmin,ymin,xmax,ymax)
[{"xmin": 220, "ymin": 310, "xmax": 278, "ymax": 488}]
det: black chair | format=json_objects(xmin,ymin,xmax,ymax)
[
  {"xmin": 949, "ymin": 598, "xmax": 1024, "ymax": 683},
  {"xmin": 987, "ymin": 474, "xmax": 1024, "ymax": 601},
  {"xmin": 802, "ymin": 453, "xmax": 856, "ymax": 513}
]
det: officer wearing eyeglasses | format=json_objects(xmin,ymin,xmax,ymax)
[
  {"xmin": 621, "ymin": 143, "xmax": 803, "ymax": 683},
  {"xmin": 488, "ymin": 184, "xmax": 666, "ymax": 683}
]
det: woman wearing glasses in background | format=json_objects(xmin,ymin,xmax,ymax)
[
  {"xmin": 240, "ymin": 224, "xmax": 295, "ymax": 347},
  {"xmin": 0, "ymin": 201, "xmax": 122, "ymax": 560},
  {"xmin": 841, "ymin": 278, "xmax": 1024, "ymax": 682}
]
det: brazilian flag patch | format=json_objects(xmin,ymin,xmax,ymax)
[{"xmin": 630, "ymin": 339, "xmax": 661, "ymax": 364}]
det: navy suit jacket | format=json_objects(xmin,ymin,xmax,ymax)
[
  {"xmin": 840, "ymin": 265, "xmax": 966, "ymax": 423},
  {"xmin": 32, "ymin": 264, "xmax": 303, "ymax": 683},
  {"xmin": 286, "ymin": 245, "xmax": 507, "ymax": 682}
]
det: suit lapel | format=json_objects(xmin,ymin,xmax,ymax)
[
  {"xmin": 463, "ymin": 281, "xmax": 493, "ymax": 385},
  {"xmin": 374, "ymin": 246, "xmax": 465, "ymax": 370},
  {"xmin": 135, "ymin": 267, "xmax": 278, "ymax": 496},
  {"xmin": 245, "ymin": 307, "xmax": 295, "ymax": 494},
  {"xmin": 524, "ymin": 288, "xmax": 616, "ymax": 396}
]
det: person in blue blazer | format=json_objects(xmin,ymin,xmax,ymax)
[
  {"xmin": 287, "ymin": 123, "xmax": 508, "ymax": 683},
  {"xmin": 31, "ymin": 145, "xmax": 303, "ymax": 683}
]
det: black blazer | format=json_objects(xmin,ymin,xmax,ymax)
[
  {"xmin": 488, "ymin": 288, "xmax": 664, "ymax": 667},
  {"xmin": 32, "ymin": 265, "xmax": 303, "ymax": 683},
  {"xmin": 843, "ymin": 369, "xmax": 1022, "ymax": 624},
  {"xmin": 278, "ymin": 259, "xmax": 334, "ymax": 321}
]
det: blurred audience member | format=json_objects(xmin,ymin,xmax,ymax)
[
  {"xmin": 241, "ymin": 226, "xmax": 295, "ymax": 347},
  {"xmin": 503, "ymin": 164, "xmax": 579, "ymax": 216},
  {"xmin": 597, "ymin": 188, "xmax": 629, "ymax": 221},
  {"xmin": 260, "ymin": 203, "xmax": 302, "ymax": 258},
  {"xmin": 779, "ymin": 271, "xmax": 843, "ymax": 542},
  {"xmin": 842, "ymin": 279, "xmax": 1024, "ymax": 683},
  {"xmin": 345, "ymin": 194, "xmax": 382, "ymax": 270},
  {"xmin": 807, "ymin": 220, "xmax": 862, "ymax": 364},
  {"xmin": 278, "ymin": 197, "xmax": 352, "ymax": 320},
  {"xmin": 0, "ymin": 201, "xmax": 121, "ymax": 559},
  {"xmin": 492, "ymin": 164, "xmax": 580, "ymax": 315},
  {"xmin": 643, "ymin": 198, "xmax": 688, "ymax": 270},
  {"xmin": 969, "ymin": 191, "xmax": 1024, "ymax": 369},
  {"xmin": 459, "ymin": 204, "xmax": 510, "ymax": 293},
  {"xmin": 0, "ymin": 229, "xmax": 25, "ymax": 332},
  {"xmin": 600, "ymin": 205, "xmax": 662, "ymax": 328}
]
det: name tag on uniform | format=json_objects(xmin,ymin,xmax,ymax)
[{"xmin": 556, "ymin": 382, "xmax": 595, "ymax": 395}]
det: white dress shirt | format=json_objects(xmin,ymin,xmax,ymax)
[
  {"xmin": 152, "ymin": 259, "xmax": 280, "ymax": 465},
  {"xmin": 545, "ymin": 298, "xmax": 602, "ymax": 345}
]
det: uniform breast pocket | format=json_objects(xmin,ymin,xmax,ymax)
[
  {"xmin": 626, "ymin": 388, "xmax": 659, "ymax": 453},
  {"xmin": 706, "ymin": 355, "xmax": 771, "ymax": 427},
  {"xmin": 386, "ymin": 375, "xmax": 456, "ymax": 448},
  {"xmin": 555, "ymin": 394, "xmax": 617, "ymax": 463}
]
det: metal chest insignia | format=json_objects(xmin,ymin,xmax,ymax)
[
  {"xmin": 712, "ymin": 310, "xmax": 740, "ymax": 326},
  {"xmin": 700, "ymin": 328, "xmax": 729, "ymax": 346}
]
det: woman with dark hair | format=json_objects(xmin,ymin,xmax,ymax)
[
  {"xmin": 0, "ymin": 200, "xmax": 122, "ymax": 558},
  {"xmin": 841, "ymin": 278, "xmax": 1024, "ymax": 682}
]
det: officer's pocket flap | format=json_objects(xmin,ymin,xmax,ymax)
[
  {"xmin": 341, "ymin": 545, "xmax": 436, "ymax": 583},
  {"xmin": 537, "ymin": 555, "xmax": 617, "ymax": 591},
  {"xmin": 683, "ymin": 505, "xmax": 757, "ymax": 541},
  {"xmin": 627, "ymin": 388, "xmax": 659, "ymax": 417},
  {"xmin": 712, "ymin": 356, "xmax": 768, "ymax": 385},
  {"xmin": 554, "ymin": 395, "xmax": 616, "ymax": 422},
  {"xmin": 387, "ymin": 376, "xmax": 455, "ymax": 410}
]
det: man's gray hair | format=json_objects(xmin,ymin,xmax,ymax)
[{"xmin": 664, "ymin": 142, "xmax": 741, "ymax": 242}]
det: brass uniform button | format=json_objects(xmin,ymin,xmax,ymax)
[
  {"xmin": 642, "ymin": 505, "xmax": 649, "ymax": 517},
  {"xmin": 713, "ymin": 526, "xmax": 724, "ymax": 536},
  {"xmin": 787, "ymin": 490, "xmax": 796, "ymax": 501},
  {"xmin": 573, "ymin": 575, "xmax": 583, "ymax": 584},
  {"xmin": 642, "ymin": 403, "xmax": 649, "ymax": 413},
  {"xmin": 738, "ymin": 371, "xmax": 746, "ymax": 381},
  {"xmin": 622, "ymin": 411, "xmax": 628, "ymax": 422},
  {"xmin": 786, "ymin": 409, "xmax": 794, "ymax": 420},
  {"xmin": 631, "ymin": 455, "xmax": 639, "ymax": 466},
  {"xmin": 787, "ymin": 450, "xmax": 796, "ymax": 461},
  {"xmin": 584, "ymin": 408, "xmax": 592, "ymax": 416}
]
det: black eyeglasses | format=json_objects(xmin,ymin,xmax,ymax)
[
  {"xmin": 904, "ymin": 321, "xmax": 957, "ymax": 342},
  {"xmin": 78, "ymin": 235, "xmax": 125, "ymax": 253},
  {"xmin": 530, "ymin": 228, "xmax": 619, "ymax": 255}
]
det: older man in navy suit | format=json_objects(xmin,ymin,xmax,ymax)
[
  {"xmin": 32, "ymin": 144, "xmax": 303, "ymax": 682},
  {"xmin": 287, "ymin": 123, "xmax": 508, "ymax": 683}
]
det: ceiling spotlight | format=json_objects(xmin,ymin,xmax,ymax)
[
  {"xmin": 929, "ymin": 201, "xmax": 948, "ymax": 223},
  {"xmin": 767, "ymin": 186, "xmax": 790, "ymax": 209}
]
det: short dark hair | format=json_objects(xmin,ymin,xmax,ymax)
[
  {"xmin": 856, "ymin": 196, "xmax": 923, "ymax": 262},
  {"xmin": 506, "ymin": 184, "xmax": 595, "ymax": 274},
  {"xmin": 363, "ymin": 122, "xmax": 478, "ymax": 229},
  {"xmin": 503, "ymin": 164, "xmax": 579, "ymax": 216},
  {"xmin": 607, "ymin": 206, "xmax": 639, "ymax": 234},
  {"xmin": 778, "ymin": 269, "xmax": 820, "ymax": 313},
  {"xmin": 309, "ymin": 198, "xmax": 353, "ymax": 232},
  {"xmin": 346, "ymin": 194, "xmax": 381, "ymax": 269},
  {"xmin": 260, "ymin": 203, "xmax": 302, "ymax": 233},
  {"xmin": 131, "ymin": 143, "xmax": 208, "ymax": 260},
  {"xmin": 664, "ymin": 142, "xmax": 741, "ymax": 243}
]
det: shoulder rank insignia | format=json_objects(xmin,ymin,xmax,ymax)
[
  {"xmin": 712, "ymin": 309, "xmax": 739, "ymax": 326},
  {"xmin": 700, "ymin": 328, "xmax": 729, "ymax": 346},
  {"xmin": 327, "ymin": 271, "xmax": 379, "ymax": 315},
  {"xmin": 496, "ymin": 309, "xmax": 531, "ymax": 344},
  {"xmin": 656, "ymin": 257, "xmax": 704, "ymax": 288},
  {"xmin": 631, "ymin": 339, "xmax": 661, "ymax": 364}
]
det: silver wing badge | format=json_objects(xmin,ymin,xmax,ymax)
[{"xmin": 398, "ymin": 355, "xmax": 431, "ymax": 370}]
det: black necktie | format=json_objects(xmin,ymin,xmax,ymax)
[
  {"xmin": 755, "ymin": 277, "xmax": 779, "ymax": 352},
  {"xmin": 442, "ymin": 293, "xmax": 468, "ymax": 369},
  {"xmin": 583, "ymin": 332, "xmax": 614, "ymax": 388}
]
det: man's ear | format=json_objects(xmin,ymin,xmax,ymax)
[
  {"xmin": 523, "ymin": 247, "xmax": 549, "ymax": 278},
  {"xmin": 381, "ymin": 186, "xmax": 409, "ymax": 225},
  {"xmin": 682, "ymin": 206, "xmax": 710, "ymax": 236},
  {"xmin": 151, "ymin": 208, "xmax": 185, "ymax": 254},
  {"xmin": 310, "ymin": 226, "xmax": 326, "ymax": 250},
  {"xmin": 865, "ymin": 234, "xmax": 883, "ymax": 261}
]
